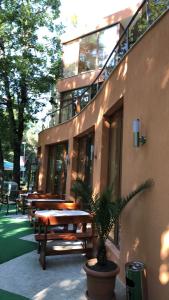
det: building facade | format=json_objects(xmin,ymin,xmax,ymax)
[{"xmin": 37, "ymin": 2, "xmax": 169, "ymax": 299}]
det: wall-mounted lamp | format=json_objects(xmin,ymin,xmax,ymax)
[{"xmin": 132, "ymin": 119, "xmax": 146, "ymax": 147}]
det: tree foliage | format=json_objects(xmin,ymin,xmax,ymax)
[{"xmin": 0, "ymin": 0, "xmax": 63, "ymax": 185}]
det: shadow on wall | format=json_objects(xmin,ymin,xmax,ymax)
[
  {"xmin": 125, "ymin": 236, "xmax": 141, "ymax": 263},
  {"xmin": 161, "ymin": 65, "xmax": 169, "ymax": 90},
  {"xmin": 117, "ymin": 56, "xmax": 128, "ymax": 81}
]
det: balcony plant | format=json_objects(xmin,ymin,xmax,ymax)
[{"xmin": 73, "ymin": 178, "xmax": 153, "ymax": 300}]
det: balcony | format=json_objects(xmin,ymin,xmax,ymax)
[{"xmin": 42, "ymin": 0, "xmax": 169, "ymax": 130}]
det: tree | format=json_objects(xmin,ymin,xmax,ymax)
[
  {"xmin": 0, "ymin": 109, "xmax": 12, "ymax": 176},
  {"xmin": 0, "ymin": 0, "xmax": 63, "ymax": 186},
  {"xmin": 129, "ymin": 0, "xmax": 169, "ymax": 45}
]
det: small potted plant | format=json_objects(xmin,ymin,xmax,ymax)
[{"xmin": 81, "ymin": 179, "xmax": 153, "ymax": 300}]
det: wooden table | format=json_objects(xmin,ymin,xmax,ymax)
[
  {"xmin": 27, "ymin": 199, "xmax": 78, "ymax": 227},
  {"xmin": 35, "ymin": 210, "xmax": 95, "ymax": 269},
  {"xmin": 35, "ymin": 209, "xmax": 90, "ymax": 223}
]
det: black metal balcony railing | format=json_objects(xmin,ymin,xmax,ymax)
[{"xmin": 43, "ymin": 0, "xmax": 169, "ymax": 129}]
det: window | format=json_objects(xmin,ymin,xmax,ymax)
[
  {"xmin": 35, "ymin": 147, "xmax": 41, "ymax": 190},
  {"xmin": 77, "ymin": 132, "xmax": 94, "ymax": 188},
  {"xmin": 108, "ymin": 109, "xmax": 123, "ymax": 246},
  {"xmin": 62, "ymin": 23, "xmax": 120, "ymax": 77},
  {"xmin": 46, "ymin": 142, "xmax": 68, "ymax": 196},
  {"xmin": 98, "ymin": 25, "xmax": 119, "ymax": 68},
  {"xmin": 60, "ymin": 85, "xmax": 99, "ymax": 121},
  {"xmin": 60, "ymin": 92, "xmax": 74, "ymax": 123},
  {"xmin": 63, "ymin": 40, "xmax": 79, "ymax": 77},
  {"xmin": 78, "ymin": 33, "xmax": 98, "ymax": 73}
]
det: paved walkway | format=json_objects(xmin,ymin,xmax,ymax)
[{"xmin": 0, "ymin": 215, "xmax": 126, "ymax": 300}]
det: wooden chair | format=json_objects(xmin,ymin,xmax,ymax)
[{"xmin": 0, "ymin": 190, "xmax": 19, "ymax": 215}]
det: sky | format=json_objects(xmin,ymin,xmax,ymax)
[
  {"xmin": 60, "ymin": 0, "xmax": 141, "ymax": 33},
  {"xmin": 39, "ymin": 0, "xmax": 141, "ymax": 39}
]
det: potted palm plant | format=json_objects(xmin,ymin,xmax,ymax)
[
  {"xmin": 77, "ymin": 179, "xmax": 153, "ymax": 300},
  {"xmin": 71, "ymin": 178, "xmax": 92, "ymax": 211}
]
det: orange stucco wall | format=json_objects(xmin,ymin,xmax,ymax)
[
  {"xmin": 57, "ymin": 69, "xmax": 102, "ymax": 92},
  {"xmin": 38, "ymin": 11, "xmax": 169, "ymax": 300}
]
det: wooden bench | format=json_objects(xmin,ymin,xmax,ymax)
[
  {"xmin": 27, "ymin": 193, "xmax": 65, "ymax": 199},
  {"xmin": 17, "ymin": 193, "xmax": 65, "ymax": 214},
  {"xmin": 30, "ymin": 202, "xmax": 80, "ymax": 232},
  {"xmin": 35, "ymin": 213, "xmax": 96, "ymax": 270}
]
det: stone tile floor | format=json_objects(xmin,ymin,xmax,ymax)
[{"xmin": 0, "ymin": 214, "xmax": 126, "ymax": 300}]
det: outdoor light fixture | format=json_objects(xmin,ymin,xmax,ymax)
[{"xmin": 132, "ymin": 119, "xmax": 146, "ymax": 147}]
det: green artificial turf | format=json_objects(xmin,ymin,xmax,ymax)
[
  {"xmin": 0, "ymin": 289, "xmax": 30, "ymax": 300},
  {"xmin": 0, "ymin": 206, "xmax": 36, "ymax": 300},
  {"xmin": 0, "ymin": 213, "xmax": 36, "ymax": 263}
]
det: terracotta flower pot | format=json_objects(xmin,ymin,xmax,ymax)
[{"xmin": 84, "ymin": 258, "xmax": 120, "ymax": 300}]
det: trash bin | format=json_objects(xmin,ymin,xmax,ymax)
[{"xmin": 125, "ymin": 261, "xmax": 147, "ymax": 300}]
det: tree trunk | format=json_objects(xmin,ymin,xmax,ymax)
[
  {"xmin": 13, "ymin": 140, "xmax": 21, "ymax": 188},
  {"xmin": 97, "ymin": 237, "xmax": 107, "ymax": 266},
  {"xmin": 0, "ymin": 138, "xmax": 4, "ymax": 172},
  {"xmin": 0, "ymin": 138, "xmax": 4, "ymax": 193},
  {"xmin": 2, "ymin": 69, "xmax": 25, "ymax": 189}
]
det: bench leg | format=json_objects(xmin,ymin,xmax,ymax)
[
  {"xmin": 15, "ymin": 203, "xmax": 18, "ymax": 214},
  {"xmin": 37, "ymin": 241, "xmax": 41, "ymax": 254},
  {"xmin": 6, "ymin": 203, "xmax": 9, "ymax": 215},
  {"xmin": 39, "ymin": 240, "xmax": 46, "ymax": 270},
  {"xmin": 34, "ymin": 220, "xmax": 38, "ymax": 233}
]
